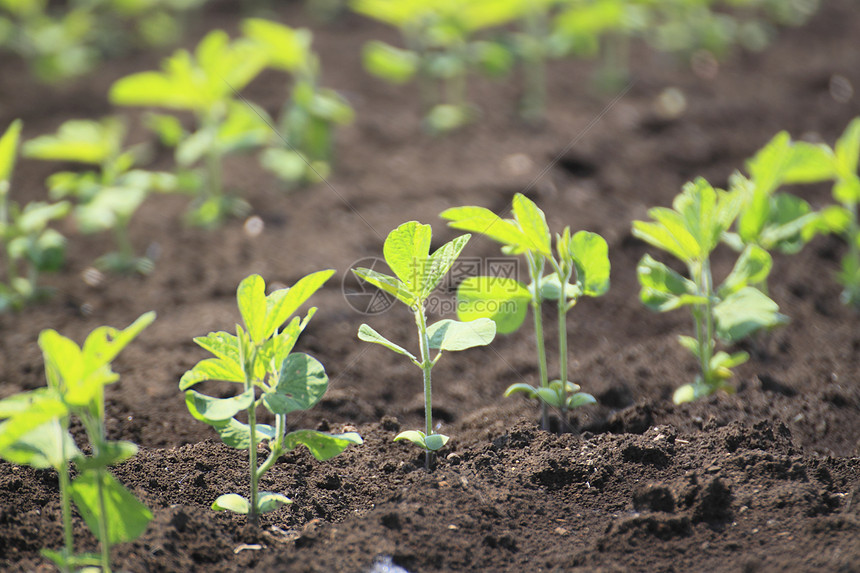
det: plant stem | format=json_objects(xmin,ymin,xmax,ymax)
[
  {"xmin": 57, "ymin": 419, "xmax": 73, "ymax": 573},
  {"xmin": 247, "ymin": 402, "xmax": 259, "ymax": 527},
  {"xmin": 521, "ymin": 8, "xmax": 547, "ymax": 123},
  {"xmin": 256, "ymin": 414, "xmax": 285, "ymax": 479},
  {"xmin": 528, "ymin": 255, "xmax": 549, "ymax": 430},
  {"xmin": 693, "ymin": 259, "xmax": 715, "ymax": 391},
  {"xmin": 90, "ymin": 414, "xmax": 112, "ymax": 573},
  {"xmin": 414, "ymin": 304, "xmax": 434, "ymax": 470},
  {"xmin": 557, "ymin": 269, "xmax": 571, "ymax": 434}
]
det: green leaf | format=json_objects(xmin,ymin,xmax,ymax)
[
  {"xmin": 511, "ymin": 193, "xmax": 552, "ymax": 256},
  {"xmin": 352, "ymin": 266, "xmax": 415, "ymax": 307},
  {"xmin": 714, "ymin": 287, "xmax": 788, "ymax": 343},
  {"xmin": 632, "ymin": 217, "xmax": 697, "ymax": 264},
  {"xmin": 362, "ymin": 40, "xmax": 418, "ymax": 84},
  {"xmin": 456, "ymin": 276, "xmax": 530, "ymax": 334},
  {"xmin": 241, "ymin": 18, "xmax": 311, "ymax": 73},
  {"xmin": 426, "ymin": 318, "xmax": 496, "ymax": 351},
  {"xmin": 283, "ymin": 430, "xmax": 362, "ymax": 461},
  {"xmin": 440, "ymin": 205, "xmax": 531, "ymax": 251},
  {"xmin": 746, "ymin": 131, "xmax": 792, "ymax": 195},
  {"xmin": 179, "ymin": 357, "xmax": 245, "ymax": 390},
  {"xmin": 0, "ymin": 393, "xmax": 68, "ymax": 455},
  {"xmin": 257, "ymin": 492, "xmax": 292, "ymax": 514},
  {"xmin": 535, "ymin": 387, "xmax": 564, "ymax": 408},
  {"xmin": 211, "ymin": 418, "xmax": 275, "ymax": 450},
  {"xmin": 263, "ymin": 270, "xmax": 334, "ymax": 339},
  {"xmin": 421, "ymin": 234, "xmax": 470, "ymax": 298},
  {"xmin": 835, "ymin": 117, "xmax": 860, "ymax": 179},
  {"xmin": 567, "ymin": 392, "xmax": 596, "ymax": 409},
  {"xmin": 212, "ymin": 493, "xmax": 249, "ymax": 514},
  {"xmin": 193, "ymin": 331, "xmax": 241, "ymax": 366},
  {"xmin": 70, "ymin": 471, "xmax": 152, "ymax": 544},
  {"xmin": 176, "ymin": 126, "xmax": 215, "ymax": 167},
  {"xmin": 0, "ymin": 119, "xmax": 22, "ymax": 184},
  {"xmin": 383, "ymin": 221, "xmax": 432, "ymax": 296},
  {"xmin": 760, "ymin": 193, "xmax": 818, "ymax": 253},
  {"xmin": 393, "ymin": 430, "xmax": 426, "ymax": 449},
  {"xmin": 357, "ymin": 324, "xmax": 416, "ymax": 361},
  {"xmin": 264, "ymin": 353, "xmax": 328, "ymax": 415},
  {"xmin": 79, "ymin": 311, "xmax": 156, "ymax": 379},
  {"xmin": 636, "ymin": 255, "xmax": 701, "ymax": 312},
  {"xmin": 539, "ymin": 273, "xmax": 582, "ymax": 302},
  {"xmin": 74, "ymin": 440, "xmax": 137, "ymax": 472},
  {"xmin": 503, "ymin": 383, "xmax": 538, "ymax": 398},
  {"xmin": 23, "ymin": 118, "xmax": 124, "ymax": 165},
  {"xmin": 677, "ymin": 335, "xmax": 700, "ymax": 359},
  {"xmin": 570, "ymin": 230, "xmax": 610, "ymax": 297},
  {"xmin": 719, "ymin": 245, "xmax": 772, "ymax": 297},
  {"xmin": 184, "ymin": 388, "xmax": 254, "ymax": 424},
  {"xmin": 260, "ymin": 147, "xmax": 308, "ymax": 183},
  {"xmin": 783, "ymin": 142, "xmax": 835, "ymax": 183},
  {"xmin": 423, "ymin": 433, "xmax": 449, "ymax": 451},
  {"xmin": 673, "ymin": 383, "xmax": 698, "ymax": 404},
  {"xmin": 0, "ymin": 420, "xmax": 78, "ymax": 470},
  {"xmin": 237, "ymin": 274, "xmax": 267, "ymax": 345}
]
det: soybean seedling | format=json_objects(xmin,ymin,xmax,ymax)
[
  {"xmin": 792, "ymin": 117, "xmax": 860, "ymax": 307},
  {"xmin": 0, "ymin": 120, "xmax": 70, "ymax": 311},
  {"xmin": 720, "ymin": 130, "xmax": 835, "ymax": 297},
  {"xmin": 180, "ymin": 273, "xmax": 362, "ymax": 527},
  {"xmin": 0, "ymin": 312, "xmax": 155, "ymax": 573},
  {"xmin": 353, "ymin": 221, "xmax": 496, "ymax": 468},
  {"xmin": 110, "ymin": 30, "xmax": 269, "ymax": 227},
  {"xmin": 442, "ymin": 193, "xmax": 606, "ymax": 432},
  {"xmin": 351, "ymin": 0, "xmax": 518, "ymax": 132},
  {"xmin": 241, "ymin": 18, "xmax": 354, "ymax": 189},
  {"xmin": 633, "ymin": 178, "xmax": 787, "ymax": 403},
  {"xmin": 23, "ymin": 117, "xmax": 177, "ymax": 274}
]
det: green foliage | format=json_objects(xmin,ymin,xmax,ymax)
[
  {"xmin": 633, "ymin": 178, "xmax": 787, "ymax": 403},
  {"xmin": 351, "ymin": 0, "xmax": 519, "ymax": 132},
  {"xmin": 0, "ymin": 0, "xmax": 210, "ymax": 83},
  {"xmin": 0, "ymin": 120, "xmax": 70, "ymax": 312},
  {"xmin": 23, "ymin": 117, "xmax": 177, "ymax": 273},
  {"xmin": 180, "ymin": 272, "xmax": 361, "ymax": 525},
  {"xmin": 354, "ymin": 221, "xmax": 495, "ymax": 466},
  {"xmin": 793, "ymin": 117, "xmax": 860, "ymax": 307},
  {"xmin": 0, "ymin": 312, "xmax": 155, "ymax": 572},
  {"xmin": 442, "ymin": 193, "xmax": 606, "ymax": 431},
  {"xmin": 242, "ymin": 18, "xmax": 354, "ymax": 190},
  {"xmin": 110, "ymin": 30, "xmax": 268, "ymax": 227}
]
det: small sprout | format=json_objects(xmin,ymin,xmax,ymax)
[
  {"xmin": 350, "ymin": 0, "xmax": 518, "ymax": 132},
  {"xmin": 354, "ymin": 221, "xmax": 496, "ymax": 468},
  {"xmin": 0, "ymin": 120, "xmax": 70, "ymax": 311},
  {"xmin": 23, "ymin": 116, "xmax": 176, "ymax": 274},
  {"xmin": 241, "ymin": 18, "xmax": 354, "ymax": 190},
  {"xmin": 633, "ymin": 178, "xmax": 787, "ymax": 403},
  {"xmin": 442, "ymin": 193, "xmax": 607, "ymax": 432},
  {"xmin": 110, "ymin": 30, "xmax": 269, "ymax": 227},
  {"xmin": 180, "ymin": 273, "xmax": 361, "ymax": 527},
  {"xmin": 0, "ymin": 312, "xmax": 156, "ymax": 573}
]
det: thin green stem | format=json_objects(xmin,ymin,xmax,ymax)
[
  {"xmin": 57, "ymin": 419, "xmax": 73, "ymax": 573},
  {"xmin": 693, "ymin": 260, "xmax": 715, "ymax": 391},
  {"xmin": 256, "ymin": 414, "xmax": 285, "ymax": 479},
  {"xmin": 521, "ymin": 8, "xmax": 547, "ymax": 122},
  {"xmin": 557, "ymin": 268, "xmax": 571, "ymax": 433},
  {"xmin": 528, "ymin": 255, "xmax": 549, "ymax": 430},
  {"xmin": 414, "ymin": 304, "xmax": 434, "ymax": 469},
  {"xmin": 89, "ymin": 414, "xmax": 111, "ymax": 573}
]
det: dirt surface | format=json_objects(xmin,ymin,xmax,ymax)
[{"xmin": 1, "ymin": 1, "xmax": 859, "ymax": 571}]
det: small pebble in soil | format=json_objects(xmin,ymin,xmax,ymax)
[{"xmin": 368, "ymin": 556, "xmax": 411, "ymax": 573}]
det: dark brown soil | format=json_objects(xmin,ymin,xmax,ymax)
[{"xmin": 1, "ymin": 1, "xmax": 859, "ymax": 571}]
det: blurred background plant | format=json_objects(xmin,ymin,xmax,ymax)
[{"xmin": 0, "ymin": 0, "xmax": 210, "ymax": 83}]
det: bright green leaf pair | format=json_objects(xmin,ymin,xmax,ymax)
[
  {"xmin": 442, "ymin": 193, "xmax": 606, "ymax": 432},
  {"xmin": 354, "ymin": 221, "xmax": 496, "ymax": 468},
  {"xmin": 180, "ymin": 272, "xmax": 361, "ymax": 525}
]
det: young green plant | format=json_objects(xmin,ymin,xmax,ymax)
[
  {"xmin": 353, "ymin": 221, "xmax": 496, "ymax": 468},
  {"xmin": 352, "ymin": 0, "xmax": 517, "ymax": 132},
  {"xmin": 110, "ymin": 30, "xmax": 269, "ymax": 227},
  {"xmin": 23, "ymin": 117, "xmax": 177, "ymax": 274},
  {"xmin": 0, "ymin": 312, "xmax": 155, "ymax": 573},
  {"xmin": 0, "ymin": 119, "xmax": 69, "ymax": 311},
  {"xmin": 179, "ymin": 273, "xmax": 362, "ymax": 527},
  {"xmin": 632, "ymin": 178, "xmax": 787, "ymax": 403},
  {"xmin": 792, "ymin": 117, "xmax": 860, "ymax": 307},
  {"xmin": 242, "ymin": 18, "xmax": 354, "ymax": 189},
  {"xmin": 441, "ymin": 193, "xmax": 606, "ymax": 432}
]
